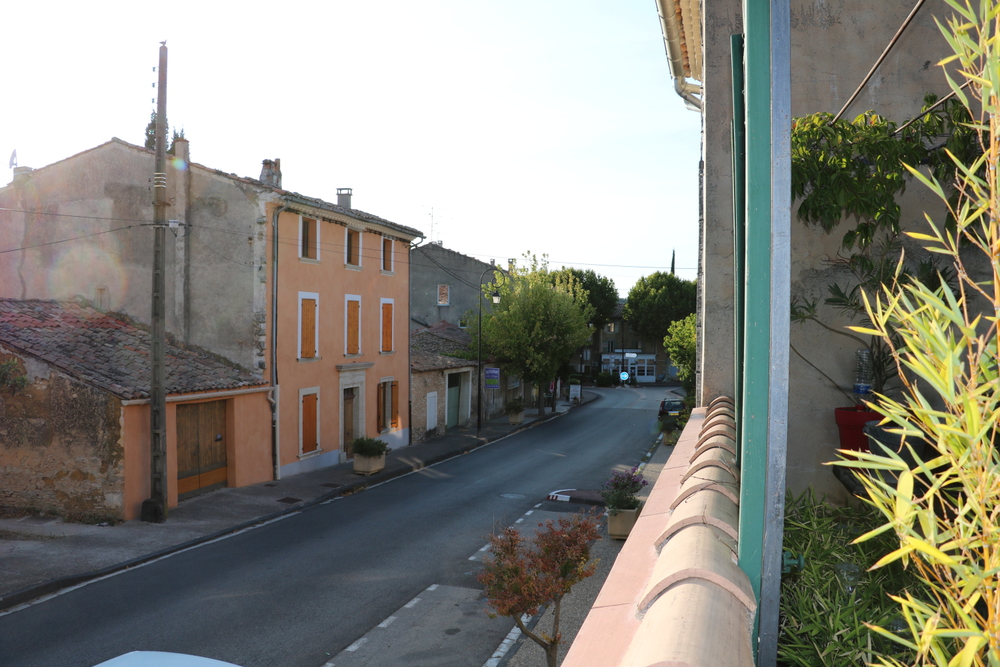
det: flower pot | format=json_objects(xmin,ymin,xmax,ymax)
[
  {"xmin": 607, "ymin": 503, "xmax": 642, "ymax": 540},
  {"xmin": 353, "ymin": 453, "xmax": 385, "ymax": 476},
  {"xmin": 834, "ymin": 406, "xmax": 879, "ymax": 452},
  {"xmin": 508, "ymin": 411, "xmax": 524, "ymax": 425}
]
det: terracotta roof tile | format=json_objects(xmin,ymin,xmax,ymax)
[{"xmin": 0, "ymin": 299, "xmax": 265, "ymax": 400}]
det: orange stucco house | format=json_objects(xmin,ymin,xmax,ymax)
[{"xmin": 262, "ymin": 175, "xmax": 423, "ymax": 477}]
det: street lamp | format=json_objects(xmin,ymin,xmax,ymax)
[{"xmin": 477, "ymin": 267, "xmax": 504, "ymax": 438}]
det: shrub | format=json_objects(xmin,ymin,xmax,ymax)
[
  {"xmin": 595, "ymin": 371, "xmax": 614, "ymax": 387},
  {"xmin": 600, "ymin": 466, "xmax": 647, "ymax": 515},
  {"xmin": 351, "ymin": 436, "xmax": 390, "ymax": 458},
  {"xmin": 504, "ymin": 396, "xmax": 525, "ymax": 415}
]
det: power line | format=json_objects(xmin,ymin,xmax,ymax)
[{"xmin": 0, "ymin": 226, "xmax": 138, "ymax": 254}]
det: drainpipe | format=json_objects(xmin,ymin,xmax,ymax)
[
  {"xmin": 655, "ymin": 0, "xmax": 702, "ymax": 111},
  {"xmin": 270, "ymin": 201, "xmax": 290, "ymax": 480},
  {"xmin": 407, "ymin": 233, "xmax": 426, "ymax": 444}
]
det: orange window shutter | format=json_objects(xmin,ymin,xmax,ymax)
[
  {"xmin": 301, "ymin": 299, "xmax": 316, "ymax": 358},
  {"xmin": 381, "ymin": 303, "xmax": 392, "ymax": 352},
  {"xmin": 347, "ymin": 300, "xmax": 360, "ymax": 354},
  {"xmin": 390, "ymin": 381, "xmax": 399, "ymax": 428},
  {"xmin": 302, "ymin": 394, "xmax": 318, "ymax": 453},
  {"xmin": 377, "ymin": 382, "xmax": 386, "ymax": 432},
  {"xmin": 383, "ymin": 238, "xmax": 391, "ymax": 271}
]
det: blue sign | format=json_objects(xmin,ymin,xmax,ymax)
[
  {"xmin": 620, "ymin": 371, "xmax": 629, "ymax": 381},
  {"xmin": 485, "ymin": 368, "xmax": 500, "ymax": 389}
]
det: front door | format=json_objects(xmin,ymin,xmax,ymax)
[
  {"xmin": 343, "ymin": 387, "xmax": 356, "ymax": 458},
  {"xmin": 446, "ymin": 373, "xmax": 461, "ymax": 428},
  {"xmin": 177, "ymin": 400, "xmax": 228, "ymax": 499}
]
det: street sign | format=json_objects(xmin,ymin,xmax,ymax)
[
  {"xmin": 620, "ymin": 371, "xmax": 629, "ymax": 381},
  {"xmin": 485, "ymin": 368, "xmax": 500, "ymax": 389},
  {"xmin": 625, "ymin": 352, "xmax": 637, "ymax": 358}
]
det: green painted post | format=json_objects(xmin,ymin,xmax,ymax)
[{"xmin": 731, "ymin": 34, "xmax": 746, "ymax": 447}]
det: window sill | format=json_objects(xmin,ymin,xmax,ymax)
[
  {"xmin": 344, "ymin": 352, "xmax": 363, "ymax": 359},
  {"xmin": 380, "ymin": 350, "xmax": 395, "ymax": 356},
  {"xmin": 345, "ymin": 264, "xmax": 362, "ymax": 272},
  {"xmin": 381, "ymin": 270, "xmax": 395, "ymax": 276},
  {"xmin": 299, "ymin": 257, "xmax": 320, "ymax": 264},
  {"xmin": 298, "ymin": 448, "xmax": 323, "ymax": 460},
  {"xmin": 298, "ymin": 356, "xmax": 322, "ymax": 362}
]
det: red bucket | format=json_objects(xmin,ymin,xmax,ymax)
[{"xmin": 834, "ymin": 407, "xmax": 880, "ymax": 452}]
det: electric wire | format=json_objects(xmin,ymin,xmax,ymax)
[{"xmin": 832, "ymin": 0, "xmax": 926, "ymax": 123}]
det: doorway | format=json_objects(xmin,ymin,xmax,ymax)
[
  {"xmin": 343, "ymin": 387, "xmax": 356, "ymax": 458},
  {"xmin": 176, "ymin": 400, "xmax": 228, "ymax": 499}
]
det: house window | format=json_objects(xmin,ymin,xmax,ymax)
[
  {"xmin": 377, "ymin": 379, "xmax": 399, "ymax": 432},
  {"xmin": 298, "ymin": 292, "xmax": 319, "ymax": 359},
  {"xmin": 346, "ymin": 229, "xmax": 361, "ymax": 266},
  {"xmin": 300, "ymin": 388, "xmax": 320, "ymax": 455},
  {"xmin": 346, "ymin": 295, "xmax": 361, "ymax": 355},
  {"xmin": 437, "ymin": 284, "xmax": 450, "ymax": 306},
  {"xmin": 380, "ymin": 298, "xmax": 394, "ymax": 352},
  {"xmin": 607, "ymin": 340, "xmax": 615, "ymax": 353},
  {"xmin": 300, "ymin": 217, "xmax": 318, "ymax": 260},
  {"xmin": 382, "ymin": 237, "xmax": 393, "ymax": 272},
  {"xmin": 583, "ymin": 349, "xmax": 591, "ymax": 361},
  {"xmin": 606, "ymin": 322, "xmax": 616, "ymax": 334}
]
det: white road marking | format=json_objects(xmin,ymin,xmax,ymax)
[
  {"xmin": 525, "ymin": 510, "xmax": 534, "ymax": 515},
  {"xmin": 515, "ymin": 518, "xmax": 524, "ymax": 523},
  {"xmin": 482, "ymin": 614, "xmax": 533, "ymax": 667},
  {"xmin": 345, "ymin": 637, "xmax": 367, "ymax": 652},
  {"xmin": 479, "ymin": 544, "xmax": 490, "ymax": 552},
  {"xmin": 378, "ymin": 615, "xmax": 396, "ymax": 628},
  {"xmin": 404, "ymin": 597, "xmax": 421, "ymax": 608},
  {"xmin": 427, "ymin": 584, "xmax": 439, "ymax": 591}
]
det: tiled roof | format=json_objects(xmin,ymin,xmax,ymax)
[
  {"xmin": 0, "ymin": 299, "xmax": 265, "ymax": 400},
  {"xmin": 410, "ymin": 348, "xmax": 475, "ymax": 373},
  {"xmin": 412, "ymin": 321, "xmax": 473, "ymax": 347}
]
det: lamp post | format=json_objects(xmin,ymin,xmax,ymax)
[{"xmin": 477, "ymin": 267, "xmax": 503, "ymax": 438}]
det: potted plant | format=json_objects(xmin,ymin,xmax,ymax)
[
  {"xmin": 351, "ymin": 436, "xmax": 390, "ymax": 476},
  {"xmin": 601, "ymin": 466, "xmax": 647, "ymax": 540},
  {"xmin": 505, "ymin": 396, "xmax": 525, "ymax": 425}
]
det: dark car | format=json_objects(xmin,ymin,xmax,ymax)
[{"xmin": 658, "ymin": 398, "xmax": 685, "ymax": 430}]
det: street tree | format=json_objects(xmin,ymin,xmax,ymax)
[
  {"xmin": 663, "ymin": 313, "xmax": 696, "ymax": 398},
  {"xmin": 478, "ymin": 257, "xmax": 592, "ymax": 415},
  {"xmin": 548, "ymin": 267, "xmax": 618, "ymax": 330},
  {"xmin": 478, "ymin": 513, "xmax": 600, "ymax": 667},
  {"xmin": 622, "ymin": 272, "xmax": 696, "ymax": 345}
]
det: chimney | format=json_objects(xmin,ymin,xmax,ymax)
[
  {"xmin": 259, "ymin": 159, "xmax": 282, "ymax": 188},
  {"xmin": 172, "ymin": 136, "xmax": 189, "ymax": 164},
  {"xmin": 337, "ymin": 187, "xmax": 352, "ymax": 209},
  {"xmin": 12, "ymin": 166, "xmax": 33, "ymax": 187}
]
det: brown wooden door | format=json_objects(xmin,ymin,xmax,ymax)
[
  {"xmin": 177, "ymin": 401, "xmax": 228, "ymax": 499},
  {"xmin": 343, "ymin": 388, "xmax": 355, "ymax": 458}
]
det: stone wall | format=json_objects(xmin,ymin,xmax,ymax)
[
  {"xmin": 0, "ymin": 351, "xmax": 124, "ymax": 522},
  {"xmin": 410, "ymin": 369, "xmax": 447, "ymax": 444}
]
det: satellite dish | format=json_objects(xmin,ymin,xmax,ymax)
[{"xmin": 8, "ymin": 150, "xmax": 16, "ymax": 169}]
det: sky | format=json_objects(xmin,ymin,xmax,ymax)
[{"xmin": 0, "ymin": 1, "xmax": 700, "ymax": 297}]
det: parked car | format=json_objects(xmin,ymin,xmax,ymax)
[
  {"xmin": 93, "ymin": 652, "xmax": 242, "ymax": 667},
  {"xmin": 658, "ymin": 398, "xmax": 685, "ymax": 430}
]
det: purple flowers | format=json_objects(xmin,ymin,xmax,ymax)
[{"xmin": 601, "ymin": 466, "xmax": 648, "ymax": 515}]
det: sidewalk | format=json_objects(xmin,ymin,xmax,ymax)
[{"xmin": 0, "ymin": 396, "xmax": 588, "ymax": 611}]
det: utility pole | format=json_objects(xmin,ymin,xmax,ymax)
[{"xmin": 141, "ymin": 41, "xmax": 169, "ymax": 523}]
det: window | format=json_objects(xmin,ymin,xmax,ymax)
[
  {"xmin": 300, "ymin": 217, "xmax": 318, "ymax": 260},
  {"xmin": 381, "ymin": 237, "xmax": 393, "ymax": 272},
  {"xmin": 607, "ymin": 340, "xmax": 615, "ymax": 353},
  {"xmin": 345, "ymin": 295, "xmax": 361, "ymax": 355},
  {"xmin": 377, "ymin": 379, "xmax": 399, "ymax": 432},
  {"xmin": 380, "ymin": 298, "xmax": 394, "ymax": 352},
  {"xmin": 298, "ymin": 292, "xmax": 319, "ymax": 359},
  {"xmin": 606, "ymin": 322, "xmax": 616, "ymax": 334},
  {"xmin": 300, "ymin": 388, "xmax": 320, "ymax": 455},
  {"xmin": 346, "ymin": 228, "xmax": 361, "ymax": 266},
  {"xmin": 437, "ymin": 284, "xmax": 450, "ymax": 306}
]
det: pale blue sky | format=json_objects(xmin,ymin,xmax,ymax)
[{"xmin": 1, "ymin": 0, "xmax": 700, "ymax": 296}]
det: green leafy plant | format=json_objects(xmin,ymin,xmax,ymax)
[
  {"xmin": 779, "ymin": 490, "xmax": 923, "ymax": 667},
  {"xmin": 478, "ymin": 513, "xmax": 600, "ymax": 667},
  {"xmin": 600, "ymin": 466, "xmax": 647, "ymax": 516},
  {"xmin": 0, "ymin": 359, "xmax": 28, "ymax": 395},
  {"xmin": 350, "ymin": 436, "xmax": 390, "ymax": 458},
  {"xmin": 834, "ymin": 3, "xmax": 1000, "ymax": 664},
  {"xmin": 663, "ymin": 313, "xmax": 697, "ymax": 398},
  {"xmin": 504, "ymin": 396, "xmax": 525, "ymax": 415}
]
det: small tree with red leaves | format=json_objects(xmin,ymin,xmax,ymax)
[{"xmin": 477, "ymin": 513, "xmax": 600, "ymax": 667}]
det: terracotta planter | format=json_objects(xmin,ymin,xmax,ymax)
[
  {"xmin": 353, "ymin": 453, "xmax": 385, "ymax": 476},
  {"xmin": 508, "ymin": 412, "xmax": 524, "ymax": 425},
  {"xmin": 834, "ymin": 406, "xmax": 879, "ymax": 452},
  {"xmin": 607, "ymin": 502, "xmax": 643, "ymax": 540}
]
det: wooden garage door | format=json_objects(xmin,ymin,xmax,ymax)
[{"xmin": 177, "ymin": 400, "xmax": 228, "ymax": 499}]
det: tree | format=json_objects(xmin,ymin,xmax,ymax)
[
  {"xmin": 479, "ymin": 258, "xmax": 593, "ymax": 415},
  {"xmin": 547, "ymin": 267, "xmax": 618, "ymax": 330},
  {"xmin": 144, "ymin": 111, "xmax": 185, "ymax": 155},
  {"xmin": 622, "ymin": 272, "xmax": 696, "ymax": 345},
  {"xmin": 663, "ymin": 313, "xmax": 696, "ymax": 397},
  {"xmin": 478, "ymin": 513, "xmax": 600, "ymax": 667}
]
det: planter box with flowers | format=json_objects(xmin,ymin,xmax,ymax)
[
  {"xmin": 351, "ymin": 437, "xmax": 390, "ymax": 476},
  {"xmin": 505, "ymin": 397, "xmax": 525, "ymax": 425},
  {"xmin": 601, "ymin": 466, "xmax": 648, "ymax": 540}
]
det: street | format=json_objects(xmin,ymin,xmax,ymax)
[{"xmin": 0, "ymin": 387, "xmax": 665, "ymax": 667}]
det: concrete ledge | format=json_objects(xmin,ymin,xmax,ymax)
[{"xmin": 563, "ymin": 397, "xmax": 754, "ymax": 667}]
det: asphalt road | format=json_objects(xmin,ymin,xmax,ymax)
[{"xmin": 0, "ymin": 386, "xmax": 664, "ymax": 667}]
